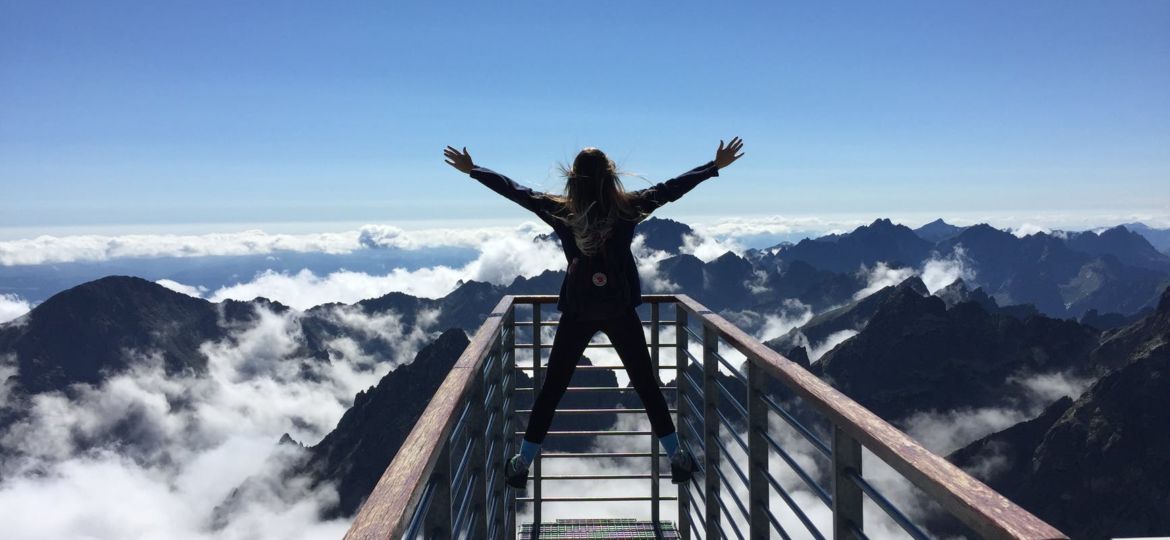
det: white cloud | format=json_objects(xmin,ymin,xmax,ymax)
[
  {"xmin": 678, "ymin": 232, "xmax": 745, "ymax": 262},
  {"xmin": 757, "ymin": 300, "xmax": 814, "ymax": 343},
  {"xmin": 853, "ymin": 247, "xmax": 975, "ymax": 301},
  {"xmin": 808, "ymin": 329, "xmax": 859, "ymax": 361},
  {"xmin": 0, "ymin": 223, "xmax": 540, "ymax": 266},
  {"xmin": 0, "ymin": 293, "xmax": 33, "ymax": 324},
  {"xmin": 153, "ymin": 230, "xmax": 567, "ymax": 310},
  {"xmin": 1010, "ymin": 223, "xmax": 1051, "ymax": 238},
  {"xmin": 631, "ymin": 234, "xmax": 679, "ymax": 292},
  {"xmin": 902, "ymin": 370, "xmax": 1094, "ymax": 456},
  {"xmin": 919, "ymin": 246, "xmax": 974, "ymax": 294},
  {"xmin": 0, "ymin": 302, "xmax": 441, "ymax": 539},
  {"xmin": 854, "ymin": 263, "xmax": 916, "ymax": 301},
  {"xmin": 157, "ymin": 279, "xmax": 209, "ymax": 298}
]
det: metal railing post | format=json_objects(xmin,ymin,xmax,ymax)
[
  {"xmin": 503, "ymin": 306, "xmax": 517, "ymax": 540},
  {"xmin": 650, "ymin": 301, "xmax": 661, "ymax": 527},
  {"xmin": 746, "ymin": 360, "xmax": 770, "ymax": 539},
  {"xmin": 487, "ymin": 324, "xmax": 507, "ymax": 540},
  {"xmin": 531, "ymin": 303, "xmax": 543, "ymax": 531},
  {"xmin": 422, "ymin": 442, "xmax": 452, "ymax": 538},
  {"xmin": 469, "ymin": 372, "xmax": 489, "ymax": 539},
  {"xmin": 675, "ymin": 305, "xmax": 691, "ymax": 540},
  {"xmin": 702, "ymin": 322, "xmax": 722, "ymax": 538},
  {"xmin": 832, "ymin": 426, "xmax": 863, "ymax": 539}
]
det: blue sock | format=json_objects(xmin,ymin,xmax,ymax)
[
  {"xmin": 519, "ymin": 439, "xmax": 541, "ymax": 467},
  {"xmin": 661, "ymin": 432, "xmax": 680, "ymax": 457}
]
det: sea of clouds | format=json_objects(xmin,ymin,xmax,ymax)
[
  {"xmin": 0, "ymin": 214, "xmax": 1131, "ymax": 538},
  {"xmin": 0, "ymin": 302, "xmax": 440, "ymax": 540}
]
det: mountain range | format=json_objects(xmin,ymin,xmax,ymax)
[{"xmin": 1, "ymin": 216, "xmax": 1168, "ymax": 539}]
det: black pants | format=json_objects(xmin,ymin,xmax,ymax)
[{"xmin": 523, "ymin": 306, "xmax": 677, "ymax": 444}]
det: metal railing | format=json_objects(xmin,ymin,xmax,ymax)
[{"xmin": 343, "ymin": 294, "xmax": 1069, "ymax": 540}]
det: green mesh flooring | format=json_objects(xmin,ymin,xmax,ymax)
[{"xmin": 519, "ymin": 518, "xmax": 680, "ymax": 539}]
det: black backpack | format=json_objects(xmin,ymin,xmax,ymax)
[{"xmin": 566, "ymin": 241, "xmax": 633, "ymax": 321}]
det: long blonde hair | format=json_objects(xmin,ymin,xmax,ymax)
[{"xmin": 542, "ymin": 147, "xmax": 650, "ymax": 256}]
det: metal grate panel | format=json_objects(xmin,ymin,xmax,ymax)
[{"xmin": 519, "ymin": 518, "xmax": 680, "ymax": 539}]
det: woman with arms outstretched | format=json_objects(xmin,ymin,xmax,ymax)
[{"xmin": 443, "ymin": 137, "xmax": 745, "ymax": 488}]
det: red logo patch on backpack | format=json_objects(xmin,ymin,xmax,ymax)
[{"xmin": 592, "ymin": 272, "xmax": 607, "ymax": 286}]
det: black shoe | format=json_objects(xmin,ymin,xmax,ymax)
[
  {"xmin": 670, "ymin": 448, "xmax": 700, "ymax": 484},
  {"xmin": 505, "ymin": 454, "xmax": 530, "ymax": 489}
]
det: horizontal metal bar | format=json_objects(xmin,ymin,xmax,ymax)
[
  {"xmin": 514, "ymin": 386, "xmax": 677, "ymax": 393},
  {"xmin": 448, "ymin": 397, "xmax": 474, "ymax": 447},
  {"xmin": 713, "ymin": 464, "xmax": 752, "ymax": 537},
  {"xmin": 514, "ymin": 342, "xmax": 679, "ymax": 349},
  {"xmin": 512, "ymin": 430, "xmax": 653, "ymax": 437},
  {"xmin": 848, "ymin": 468, "xmax": 932, "ymax": 540},
  {"xmin": 511, "ymin": 319, "xmax": 680, "ymax": 326},
  {"xmin": 681, "ymin": 370, "xmax": 704, "ymax": 398},
  {"xmin": 680, "ymin": 343, "xmax": 703, "ymax": 368},
  {"xmin": 683, "ymin": 509, "xmax": 705, "ymax": 540},
  {"xmin": 450, "ymin": 434, "xmax": 476, "ymax": 489},
  {"xmin": 514, "ymin": 364, "xmax": 681, "ymax": 371},
  {"xmin": 715, "ymin": 377, "xmax": 750, "ymax": 419},
  {"xmin": 714, "ymin": 486, "xmax": 748, "ymax": 540},
  {"xmin": 762, "ymin": 466, "xmax": 826, "ymax": 540},
  {"xmin": 766, "ymin": 506, "xmax": 794, "ymax": 540},
  {"xmin": 685, "ymin": 472, "xmax": 705, "ymax": 502},
  {"xmin": 450, "ymin": 470, "xmax": 478, "ymax": 536},
  {"xmin": 516, "ymin": 408, "xmax": 678, "ymax": 414},
  {"xmin": 515, "ymin": 495, "xmax": 679, "ymax": 502},
  {"xmin": 760, "ymin": 393, "xmax": 832, "ymax": 458},
  {"xmin": 539, "ymin": 451, "xmax": 668, "ymax": 458},
  {"xmin": 457, "ymin": 508, "xmax": 479, "ymax": 540},
  {"xmin": 758, "ymin": 426, "xmax": 832, "ymax": 507},
  {"xmin": 686, "ymin": 486, "xmax": 707, "ymax": 529},
  {"xmin": 849, "ymin": 520, "xmax": 871, "ymax": 540},
  {"xmin": 713, "ymin": 349, "xmax": 749, "ymax": 385},
  {"xmin": 402, "ymin": 478, "xmax": 435, "ymax": 540},
  {"xmin": 715, "ymin": 406, "xmax": 750, "ymax": 455},
  {"xmin": 711, "ymin": 431, "xmax": 751, "ymax": 489},
  {"xmin": 680, "ymin": 323, "xmax": 702, "ymax": 343},
  {"xmin": 540, "ymin": 473, "xmax": 656, "ymax": 480},
  {"xmin": 682, "ymin": 413, "xmax": 705, "ymax": 448}
]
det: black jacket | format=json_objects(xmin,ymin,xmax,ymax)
[{"xmin": 469, "ymin": 160, "xmax": 720, "ymax": 317}]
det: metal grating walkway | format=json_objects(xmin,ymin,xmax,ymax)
[{"xmin": 519, "ymin": 518, "xmax": 680, "ymax": 539}]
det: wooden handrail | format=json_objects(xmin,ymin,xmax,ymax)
[
  {"xmin": 669, "ymin": 294, "xmax": 1067, "ymax": 540},
  {"xmin": 343, "ymin": 295, "xmax": 512, "ymax": 540},
  {"xmin": 342, "ymin": 293, "xmax": 1068, "ymax": 540}
]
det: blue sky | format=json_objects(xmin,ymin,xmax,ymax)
[{"xmin": 2, "ymin": 1, "xmax": 1168, "ymax": 231}]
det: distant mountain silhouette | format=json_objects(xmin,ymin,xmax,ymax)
[
  {"xmin": 1121, "ymin": 222, "xmax": 1170, "ymax": 253},
  {"xmin": 934, "ymin": 224, "xmax": 1168, "ymax": 316},
  {"xmin": 913, "ymin": 218, "xmax": 967, "ymax": 243},
  {"xmin": 931, "ymin": 278, "xmax": 997, "ymax": 311},
  {"xmin": 813, "ymin": 281, "xmax": 1100, "ymax": 422},
  {"xmin": 766, "ymin": 276, "xmax": 928, "ymax": 354},
  {"xmin": 0, "ymin": 276, "xmax": 225, "ymax": 394},
  {"xmin": 750, "ymin": 259, "xmax": 864, "ymax": 313},
  {"xmin": 1062, "ymin": 225, "xmax": 1170, "ymax": 272},
  {"xmin": 772, "ymin": 218, "xmax": 933, "ymax": 273}
]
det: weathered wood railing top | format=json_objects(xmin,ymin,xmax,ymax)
[{"xmin": 344, "ymin": 294, "xmax": 1068, "ymax": 540}]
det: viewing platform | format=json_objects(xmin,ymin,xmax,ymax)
[{"xmin": 342, "ymin": 294, "xmax": 1069, "ymax": 540}]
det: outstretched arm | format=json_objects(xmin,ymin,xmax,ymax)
[
  {"xmin": 633, "ymin": 137, "xmax": 745, "ymax": 214},
  {"xmin": 444, "ymin": 145, "xmax": 559, "ymax": 222}
]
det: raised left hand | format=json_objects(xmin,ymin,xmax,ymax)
[
  {"xmin": 714, "ymin": 137, "xmax": 745, "ymax": 169},
  {"xmin": 444, "ymin": 146, "xmax": 476, "ymax": 173}
]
